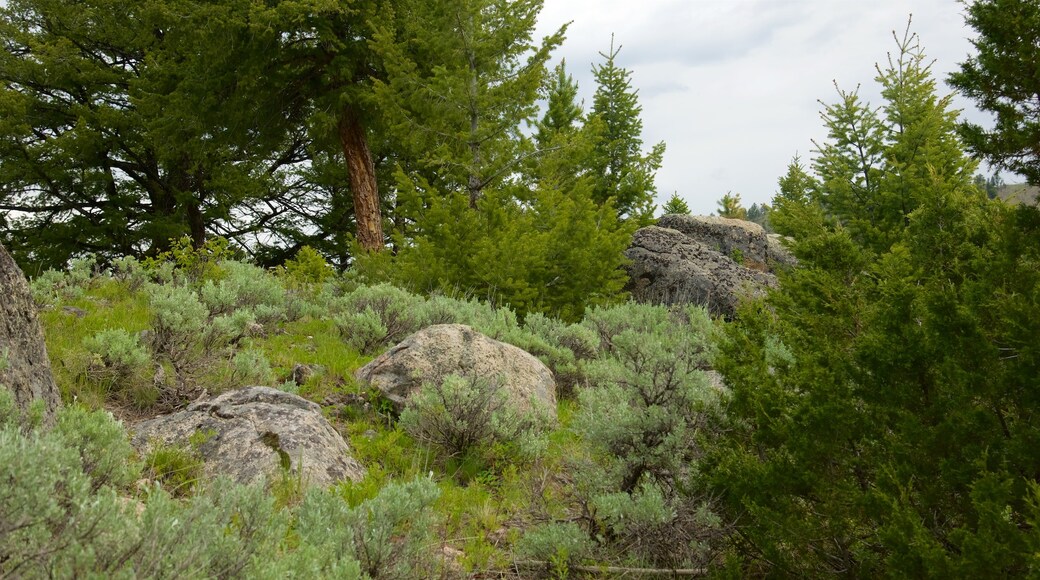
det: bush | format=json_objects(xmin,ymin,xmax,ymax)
[
  {"xmin": 281, "ymin": 246, "xmax": 335, "ymax": 286},
  {"xmin": 198, "ymin": 260, "xmax": 286, "ymax": 326},
  {"xmin": 296, "ymin": 477, "xmax": 442, "ymax": 578},
  {"xmin": 148, "ymin": 284, "xmax": 209, "ymax": 362},
  {"xmin": 229, "ymin": 349, "xmax": 275, "ymax": 387},
  {"xmin": 567, "ymin": 302, "xmax": 726, "ymax": 568},
  {"xmin": 334, "ymin": 308, "xmax": 389, "ymax": 355},
  {"xmin": 332, "ymin": 284, "xmax": 425, "ymax": 351},
  {"xmin": 83, "ymin": 328, "xmax": 151, "ymax": 387},
  {"xmin": 356, "ymin": 182, "xmax": 633, "ymax": 322},
  {"xmin": 400, "ymin": 374, "xmax": 551, "ymax": 461},
  {"xmin": 514, "ymin": 522, "xmax": 593, "ymax": 574}
]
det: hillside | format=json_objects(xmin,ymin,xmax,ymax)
[{"xmin": 997, "ymin": 183, "xmax": 1040, "ymax": 205}]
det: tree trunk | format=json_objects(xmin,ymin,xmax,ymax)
[
  {"xmin": 0, "ymin": 242, "xmax": 61, "ymax": 425},
  {"xmin": 338, "ymin": 109, "xmax": 384, "ymax": 253}
]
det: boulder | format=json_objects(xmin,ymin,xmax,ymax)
[
  {"xmin": 132, "ymin": 386, "xmax": 365, "ymax": 488},
  {"xmin": 625, "ymin": 225, "xmax": 776, "ymax": 317},
  {"xmin": 0, "ymin": 242, "xmax": 61, "ymax": 423},
  {"xmin": 656, "ymin": 214, "xmax": 795, "ymax": 269},
  {"xmin": 355, "ymin": 324, "xmax": 556, "ymax": 418}
]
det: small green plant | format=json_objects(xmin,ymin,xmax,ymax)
[
  {"xmin": 730, "ymin": 247, "xmax": 745, "ymax": 264},
  {"xmin": 143, "ymin": 236, "xmax": 238, "ymax": 283},
  {"xmin": 143, "ymin": 440, "xmax": 206, "ymax": 497}
]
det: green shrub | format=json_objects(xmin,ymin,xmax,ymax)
[
  {"xmin": 515, "ymin": 521, "xmax": 592, "ymax": 574},
  {"xmin": 281, "ymin": 246, "xmax": 335, "ymax": 286},
  {"xmin": 83, "ymin": 328, "xmax": 151, "ymax": 387},
  {"xmin": 400, "ymin": 374, "xmax": 551, "ymax": 462},
  {"xmin": 229, "ymin": 349, "xmax": 275, "ymax": 386},
  {"xmin": 144, "ymin": 236, "xmax": 239, "ymax": 284},
  {"xmin": 334, "ymin": 308, "xmax": 389, "ymax": 355},
  {"xmin": 148, "ymin": 283, "xmax": 209, "ymax": 361},
  {"xmin": 296, "ymin": 477, "xmax": 442, "ymax": 578}
]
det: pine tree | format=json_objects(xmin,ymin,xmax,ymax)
[
  {"xmin": 949, "ymin": 0, "xmax": 1040, "ymax": 185},
  {"xmin": 660, "ymin": 193, "xmax": 691, "ymax": 216},
  {"xmin": 536, "ymin": 60, "xmax": 583, "ymax": 147},
  {"xmin": 715, "ymin": 192, "xmax": 747, "ymax": 219},
  {"xmin": 587, "ymin": 37, "xmax": 665, "ymax": 222},
  {"xmin": 371, "ymin": 0, "xmax": 565, "ymax": 209}
]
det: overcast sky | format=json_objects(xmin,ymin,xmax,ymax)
[{"xmin": 535, "ymin": 0, "xmax": 998, "ymax": 215}]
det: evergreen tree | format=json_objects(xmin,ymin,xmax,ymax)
[
  {"xmin": 745, "ymin": 203, "xmax": 772, "ymax": 231},
  {"xmin": 949, "ymin": 0, "xmax": 1040, "ymax": 185},
  {"xmin": 715, "ymin": 192, "xmax": 747, "ymax": 219},
  {"xmin": 371, "ymin": 0, "xmax": 565, "ymax": 209},
  {"xmin": 587, "ymin": 37, "xmax": 665, "ymax": 223},
  {"xmin": 535, "ymin": 60, "xmax": 583, "ymax": 147},
  {"xmin": 708, "ymin": 28, "xmax": 1040, "ymax": 576},
  {"xmin": 660, "ymin": 193, "xmax": 691, "ymax": 216}
]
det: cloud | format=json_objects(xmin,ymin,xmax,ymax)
[{"xmin": 538, "ymin": 0, "xmax": 996, "ymax": 215}]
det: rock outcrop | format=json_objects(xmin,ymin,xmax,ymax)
[
  {"xmin": 0, "ymin": 242, "xmax": 61, "ymax": 423},
  {"xmin": 132, "ymin": 386, "xmax": 365, "ymax": 488},
  {"xmin": 626, "ymin": 216, "xmax": 795, "ymax": 318},
  {"xmin": 355, "ymin": 324, "xmax": 557, "ymax": 418},
  {"xmin": 656, "ymin": 214, "xmax": 794, "ymax": 268}
]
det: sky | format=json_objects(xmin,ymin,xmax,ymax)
[{"xmin": 534, "ymin": 0, "xmax": 999, "ymax": 215}]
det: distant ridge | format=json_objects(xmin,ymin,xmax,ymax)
[{"xmin": 996, "ymin": 183, "xmax": 1040, "ymax": 205}]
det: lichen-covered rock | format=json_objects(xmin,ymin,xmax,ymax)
[
  {"xmin": 131, "ymin": 386, "xmax": 365, "ymax": 487},
  {"xmin": 0, "ymin": 242, "xmax": 61, "ymax": 423},
  {"xmin": 355, "ymin": 324, "xmax": 556, "ymax": 418},
  {"xmin": 657, "ymin": 214, "xmax": 796, "ymax": 269},
  {"xmin": 625, "ymin": 225, "xmax": 776, "ymax": 318}
]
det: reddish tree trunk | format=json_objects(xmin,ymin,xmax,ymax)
[{"xmin": 338, "ymin": 109, "xmax": 384, "ymax": 253}]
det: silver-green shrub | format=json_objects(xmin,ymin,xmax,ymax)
[
  {"xmin": 83, "ymin": 329, "xmax": 151, "ymax": 387},
  {"xmin": 569, "ymin": 302, "xmax": 725, "ymax": 568},
  {"xmin": 0, "ymin": 389, "xmax": 443, "ymax": 578},
  {"xmin": 332, "ymin": 284, "xmax": 425, "ymax": 352},
  {"xmin": 295, "ymin": 478, "xmax": 441, "ymax": 578},
  {"xmin": 514, "ymin": 521, "xmax": 593, "ymax": 573},
  {"xmin": 334, "ymin": 308, "xmax": 389, "ymax": 355},
  {"xmin": 399, "ymin": 374, "xmax": 550, "ymax": 460},
  {"xmin": 28, "ymin": 257, "xmax": 96, "ymax": 305},
  {"xmin": 230, "ymin": 349, "xmax": 274, "ymax": 386},
  {"xmin": 199, "ymin": 261, "xmax": 286, "ymax": 325}
]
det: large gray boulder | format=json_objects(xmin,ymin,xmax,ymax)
[
  {"xmin": 656, "ymin": 214, "xmax": 794, "ymax": 269},
  {"xmin": 132, "ymin": 387, "xmax": 365, "ymax": 488},
  {"xmin": 0, "ymin": 242, "xmax": 61, "ymax": 423},
  {"xmin": 625, "ymin": 225, "xmax": 777, "ymax": 317},
  {"xmin": 355, "ymin": 324, "xmax": 556, "ymax": 418}
]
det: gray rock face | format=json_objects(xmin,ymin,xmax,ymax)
[
  {"xmin": 355, "ymin": 324, "xmax": 557, "ymax": 418},
  {"xmin": 625, "ymin": 225, "xmax": 777, "ymax": 317},
  {"xmin": 132, "ymin": 387, "xmax": 365, "ymax": 488},
  {"xmin": 656, "ymin": 214, "xmax": 793, "ymax": 268},
  {"xmin": 0, "ymin": 242, "xmax": 61, "ymax": 423}
]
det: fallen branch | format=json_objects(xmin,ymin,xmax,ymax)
[{"xmin": 513, "ymin": 560, "xmax": 707, "ymax": 576}]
